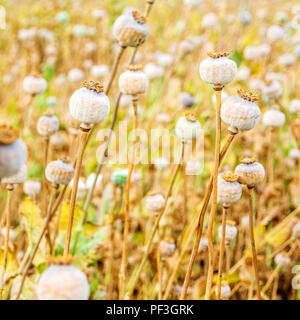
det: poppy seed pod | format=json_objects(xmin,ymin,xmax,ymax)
[
  {"xmin": 175, "ymin": 114, "xmax": 202, "ymax": 142},
  {"xmin": 23, "ymin": 74, "xmax": 47, "ymax": 94},
  {"xmin": 0, "ymin": 125, "xmax": 27, "ymax": 178},
  {"xmin": 218, "ymin": 220, "xmax": 238, "ymax": 241},
  {"xmin": 215, "ymin": 284, "xmax": 231, "ymax": 300},
  {"xmin": 267, "ymin": 25, "xmax": 284, "ymax": 43},
  {"xmin": 69, "ymin": 81, "xmax": 110, "ymax": 124},
  {"xmin": 111, "ymin": 170, "xmax": 128, "ymax": 186},
  {"xmin": 179, "ymin": 40, "xmax": 195, "ymax": 56},
  {"xmin": 113, "ymin": 10, "xmax": 149, "ymax": 48},
  {"xmin": 154, "ymin": 157, "xmax": 169, "ymax": 170},
  {"xmin": 145, "ymin": 192, "xmax": 165, "ymax": 212},
  {"xmin": 37, "ymin": 110, "xmax": 59, "ymax": 137},
  {"xmin": 36, "ymin": 261, "xmax": 89, "ymax": 300},
  {"xmin": 202, "ymin": 12, "xmax": 218, "ymax": 29},
  {"xmin": 184, "ymin": 0, "xmax": 202, "ymax": 7},
  {"xmin": 235, "ymin": 157, "xmax": 265, "ymax": 186},
  {"xmin": 90, "ymin": 65, "xmax": 109, "ymax": 79},
  {"xmin": 185, "ymin": 160, "xmax": 202, "ymax": 175},
  {"xmin": 262, "ymin": 80, "xmax": 282, "ymax": 100},
  {"xmin": 155, "ymin": 52, "xmax": 174, "ymax": 67},
  {"xmin": 289, "ymin": 149, "xmax": 300, "ymax": 160},
  {"xmin": 290, "ymin": 99, "xmax": 300, "ymax": 116},
  {"xmin": 46, "ymin": 158, "xmax": 74, "ymax": 185},
  {"xmin": 263, "ymin": 110, "xmax": 285, "ymax": 127},
  {"xmin": 217, "ymin": 172, "xmax": 242, "ymax": 204},
  {"xmin": 92, "ymin": 9, "xmax": 107, "ymax": 20},
  {"xmin": 278, "ymin": 53, "xmax": 296, "ymax": 67},
  {"xmin": 160, "ymin": 240, "xmax": 176, "ymax": 257},
  {"xmin": 68, "ymin": 68, "xmax": 84, "ymax": 83},
  {"xmin": 86, "ymin": 173, "xmax": 103, "ymax": 189},
  {"xmin": 221, "ymin": 89, "xmax": 261, "ymax": 131},
  {"xmin": 244, "ymin": 45, "xmax": 262, "ymax": 61},
  {"xmin": 2, "ymin": 164, "xmax": 27, "ymax": 185},
  {"xmin": 119, "ymin": 65, "xmax": 149, "ymax": 96},
  {"xmin": 144, "ymin": 63, "xmax": 164, "ymax": 80},
  {"xmin": 200, "ymin": 51, "xmax": 237, "ymax": 86},
  {"xmin": 199, "ymin": 236, "xmax": 208, "ymax": 251},
  {"xmin": 294, "ymin": 44, "xmax": 300, "ymax": 57},
  {"xmin": 274, "ymin": 253, "xmax": 291, "ymax": 267},
  {"xmin": 23, "ymin": 180, "xmax": 41, "ymax": 196},
  {"xmin": 236, "ymin": 66, "xmax": 250, "ymax": 82},
  {"xmin": 179, "ymin": 92, "xmax": 196, "ymax": 108},
  {"xmin": 292, "ymin": 223, "xmax": 300, "ymax": 238}
]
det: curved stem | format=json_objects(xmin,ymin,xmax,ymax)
[
  {"xmin": 15, "ymin": 187, "xmax": 57, "ymax": 300},
  {"xmin": 82, "ymin": 0, "xmax": 157, "ymax": 214},
  {"xmin": 127, "ymin": 143, "xmax": 184, "ymax": 296},
  {"xmin": 118, "ymin": 96, "xmax": 139, "ymax": 300},
  {"xmin": 83, "ymin": 92, "xmax": 122, "ymax": 216},
  {"xmin": 248, "ymin": 186, "xmax": 262, "ymax": 300},
  {"xmin": 105, "ymin": 46, "xmax": 126, "ymax": 95},
  {"xmin": 217, "ymin": 204, "xmax": 229, "ymax": 300},
  {"xmin": 205, "ymin": 87, "xmax": 222, "ymax": 300},
  {"xmin": 64, "ymin": 126, "xmax": 90, "ymax": 258},
  {"xmin": 0, "ymin": 186, "xmax": 13, "ymax": 300},
  {"xmin": 174, "ymin": 127, "xmax": 238, "ymax": 301},
  {"xmin": 267, "ymin": 127, "xmax": 274, "ymax": 184},
  {"xmin": 43, "ymin": 137, "xmax": 51, "ymax": 252}
]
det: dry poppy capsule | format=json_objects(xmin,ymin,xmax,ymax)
[
  {"xmin": 244, "ymin": 45, "xmax": 262, "ymax": 61},
  {"xmin": 0, "ymin": 125, "xmax": 27, "ymax": 178},
  {"xmin": 2, "ymin": 164, "xmax": 27, "ymax": 185},
  {"xmin": 185, "ymin": 160, "xmax": 202, "ymax": 175},
  {"xmin": 200, "ymin": 51, "xmax": 237, "ymax": 86},
  {"xmin": 146, "ymin": 191, "xmax": 165, "ymax": 212},
  {"xmin": 37, "ymin": 110, "xmax": 59, "ymax": 137},
  {"xmin": 86, "ymin": 173, "xmax": 103, "ymax": 189},
  {"xmin": 23, "ymin": 180, "xmax": 41, "ymax": 196},
  {"xmin": 90, "ymin": 65, "xmax": 109, "ymax": 79},
  {"xmin": 262, "ymin": 80, "xmax": 282, "ymax": 100},
  {"xmin": 154, "ymin": 157, "xmax": 169, "ymax": 170},
  {"xmin": 92, "ymin": 9, "xmax": 107, "ymax": 20},
  {"xmin": 69, "ymin": 81, "xmax": 110, "ymax": 125},
  {"xmin": 215, "ymin": 283, "xmax": 231, "ymax": 300},
  {"xmin": 262, "ymin": 110, "xmax": 285, "ymax": 127},
  {"xmin": 217, "ymin": 172, "xmax": 242, "ymax": 204},
  {"xmin": 289, "ymin": 149, "xmax": 300, "ymax": 160},
  {"xmin": 236, "ymin": 66, "xmax": 250, "ymax": 82},
  {"xmin": 179, "ymin": 92, "xmax": 196, "ymax": 109},
  {"xmin": 199, "ymin": 236, "xmax": 208, "ymax": 251},
  {"xmin": 36, "ymin": 257, "xmax": 89, "ymax": 300},
  {"xmin": 179, "ymin": 40, "xmax": 195, "ymax": 56},
  {"xmin": 46, "ymin": 158, "xmax": 74, "ymax": 186},
  {"xmin": 155, "ymin": 52, "xmax": 174, "ymax": 67},
  {"xmin": 292, "ymin": 223, "xmax": 300, "ymax": 238},
  {"xmin": 184, "ymin": 0, "xmax": 202, "ymax": 7},
  {"xmin": 221, "ymin": 89, "xmax": 261, "ymax": 131},
  {"xmin": 278, "ymin": 53, "xmax": 296, "ymax": 67},
  {"xmin": 23, "ymin": 74, "xmax": 47, "ymax": 94},
  {"xmin": 68, "ymin": 68, "xmax": 84, "ymax": 83},
  {"xmin": 218, "ymin": 220, "xmax": 238, "ymax": 242},
  {"xmin": 119, "ymin": 65, "xmax": 149, "ymax": 96},
  {"xmin": 175, "ymin": 114, "xmax": 202, "ymax": 142},
  {"xmin": 202, "ymin": 12, "xmax": 218, "ymax": 29},
  {"xmin": 289, "ymin": 99, "xmax": 300, "ymax": 116},
  {"xmin": 160, "ymin": 240, "xmax": 176, "ymax": 257},
  {"xmin": 235, "ymin": 157, "xmax": 265, "ymax": 186},
  {"xmin": 144, "ymin": 63, "xmax": 163, "ymax": 80},
  {"xmin": 113, "ymin": 10, "xmax": 149, "ymax": 48},
  {"xmin": 267, "ymin": 25, "xmax": 284, "ymax": 43},
  {"xmin": 274, "ymin": 253, "xmax": 291, "ymax": 267}
]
